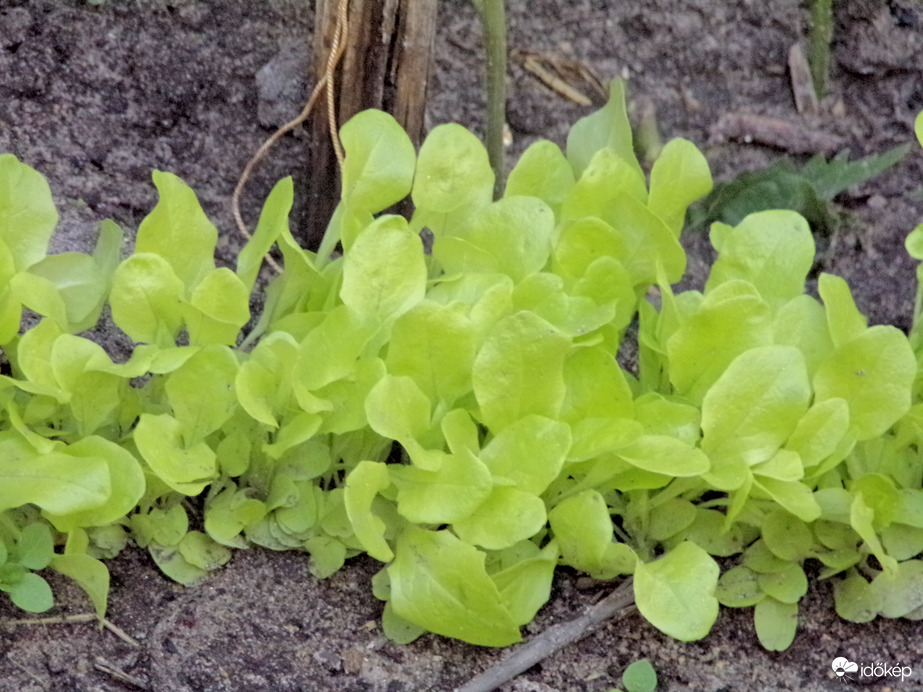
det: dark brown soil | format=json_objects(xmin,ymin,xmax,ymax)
[{"xmin": 1, "ymin": 1, "xmax": 923, "ymax": 690}]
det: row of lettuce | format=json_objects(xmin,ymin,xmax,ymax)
[{"xmin": 1, "ymin": 91, "xmax": 922, "ymax": 649}]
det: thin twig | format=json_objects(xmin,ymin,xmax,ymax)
[
  {"xmin": 456, "ymin": 578, "xmax": 636, "ymax": 692},
  {"xmin": 1, "ymin": 613, "xmax": 140, "ymax": 647},
  {"xmin": 231, "ymin": 0, "xmax": 350, "ymax": 271},
  {"xmin": 94, "ymin": 659, "xmax": 152, "ymax": 691},
  {"xmin": 7, "ymin": 653, "xmax": 44, "ymax": 684}
]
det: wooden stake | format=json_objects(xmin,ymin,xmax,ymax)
[{"xmin": 301, "ymin": 0, "xmax": 438, "ymax": 249}]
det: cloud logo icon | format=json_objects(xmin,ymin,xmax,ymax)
[{"xmin": 832, "ymin": 657, "xmax": 859, "ymax": 677}]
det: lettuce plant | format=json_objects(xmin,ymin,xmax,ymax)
[{"xmin": 1, "ymin": 86, "xmax": 922, "ymax": 654}]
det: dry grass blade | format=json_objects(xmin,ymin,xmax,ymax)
[{"xmin": 512, "ymin": 49, "xmax": 607, "ymax": 106}]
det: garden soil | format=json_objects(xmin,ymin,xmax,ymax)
[{"xmin": 2, "ymin": 0, "xmax": 923, "ymax": 690}]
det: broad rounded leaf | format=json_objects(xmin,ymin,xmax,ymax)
[
  {"xmin": 133, "ymin": 413, "xmax": 217, "ymax": 495},
  {"xmin": 706, "ymin": 211, "xmax": 814, "ymax": 309},
  {"xmin": 136, "ymin": 171, "xmax": 217, "ymax": 290},
  {"xmin": 387, "ymin": 527, "xmax": 520, "ymax": 647},
  {"xmin": 813, "ymin": 326, "xmax": 915, "ymax": 441},
  {"xmin": 341, "ymin": 109, "xmax": 416, "ymax": 214},
  {"xmin": 340, "ymin": 216, "xmax": 426, "ymax": 320},
  {"xmin": 0, "ymin": 154, "xmax": 57, "ymax": 271},
  {"xmin": 634, "ymin": 541, "xmax": 720, "ymax": 641}
]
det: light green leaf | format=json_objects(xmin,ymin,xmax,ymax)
[
  {"xmin": 178, "ymin": 530, "xmax": 232, "ymax": 572},
  {"xmin": 818, "ymin": 273, "xmax": 866, "ymax": 347},
  {"xmin": 634, "ymin": 393, "xmax": 701, "ymax": 446},
  {"xmin": 43, "ymin": 436, "xmax": 145, "ymax": 532},
  {"xmin": 481, "ymin": 415, "xmax": 570, "ymax": 495},
  {"xmin": 785, "ymin": 398, "xmax": 850, "ymax": 468},
  {"xmin": 204, "ymin": 487, "xmax": 267, "ymax": 548},
  {"xmin": 473, "ymin": 311, "xmax": 569, "ymax": 431},
  {"xmin": 752, "ymin": 449, "xmax": 803, "ymax": 482},
  {"xmin": 647, "ymin": 498, "xmax": 697, "ymax": 541},
  {"xmin": 110, "ymin": 253, "xmax": 185, "ymax": 345},
  {"xmin": 4, "ymin": 572, "xmax": 54, "ymax": 613},
  {"xmin": 49, "ymin": 553, "xmax": 109, "ymax": 619},
  {"xmin": 9, "ymin": 271, "xmax": 68, "ymax": 332},
  {"xmin": 621, "ymin": 658, "xmax": 658, "ymax": 692},
  {"xmin": 305, "ymin": 536, "xmax": 347, "ymax": 579},
  {"xmin": 340, "ymin": 109, "xmax": 416, "ymax": 213},
  {"xmin": 262, "ymin": 411, "xmax": 323, "ymax": 460},
  {"xmin": 0, "ymin": 154, "xmax": 57, "ymax": 271},
  {"xmin": 753, "ymin": 477, "xmax": 821, "ymax": 522},
  {"xmin": 850, "ymin": 474, "xmax": 899, "ymax": 528},
  {"xmin": 453, "ymin": 486, "xmax": 546, "ymax": 550},
  {"xmin": 132, "ymin": 504, "xmax": 188, "ymax": 547},
  {"xmin": 381, "ymin": 601, "xmax": 425, "ymax": 644},
  {"xmin": 149, "ymin": 544, "xmax": 208, "ymax": 585},
  {"xmin": 293, "ymin": 304, "xmax": 377, "ymax": 394},
  {"xmin": 685, "ymin": 508, "xmax": 756, "ymax": 557},
  {"xmin": 566, "ymin": 78, "xmax": 642, "ymax": 181},
  {"xmin": 17, "ymin": 252, "xmax": 108, "ymax": 332},
  {"xmin": 235, "ymin": 332, "xmax": 299, "ymax": 428},
  {"xmin": 236, "ymin": 177, "xmax": 293, "ymax": 292},
  {"xmin": 0, "ymin": 433, "xmax": 109, "ymax": 514},
  {"xmin": 136, "ymin": 171, "xmax": 216, "ymax": 290},
  {"xmin": 548, "ymin": 489, "xmax": 637, "ymax": 579},
  {"xmin": 667, "ymin": 280, "xmax": 774, "ymax": 403},
  {"xmin": 772, "ymin": 295, "xmax": 835, "ymax": 377},
  {"xmin": 553, "ymin": 218, "xmax": 622, "ymax": 282},
  {"xmin": 50, "ymin": 335, "xmax": 123, "ymax": 435},
  {"xmin": 504, "ymin": 140, "xmax": 575, "ymax": 216},
  {"xmin": 617, "ymin": 435, "xmax": 709, "ymax": 477},
  {"xmin": 701, "ymin": 345, "xmax": 811, "ymax": 467},
  {"xmin": 387, "ymin": 527, "xmax": 521, "ymax": 647},
  {"xmin": 165, "ymin": 344, "xmax": 239, "ymax": 443},
  {"xmin": 340, "ymin": 215, "xmax": 426, "ymax": 320},
  {"xmin": 850, "ymin": 492, "xmax": 898, "ymax": 575},
  {"xmin": 560, "ymin": 345, "xmax": 634, "ymax": 423},
  {"xmin": 511, "ymin": 272, "xmax": 615, "ymax": 337},
  {"xmin": 834, "ymin": 570, "xmax": 879, "ymax": 622},
  {"xmin": 562, "ymin": 147, "xmax": 648, "ymax": 224},
  {"xmin": 753, "ymin": 597, "xmax": 798, "ymax": 651},
  {"xmin": 390, "ymin": 449, "xmax": 492, "ymax": 524},
  {"xmin": 489, "ymin": 542, "xmax": 558, "ymax": 626},
  {"xmin": 11, "ymin": 523, "xmax": 54, "ymax": 570},
  {"xmin": 412, "ymin": 123, "xmax": 494, "ymax": 236},
  {"xmin": 871, "ymin": 560, "xmax": 923, "ymax": 618},
  {"xmin": 761, "ymin": 509, "xmax": 813, "ymax": 561},
  {"xmin": 716, "ymin": 565, "xmax": 765, "ymax": 607},
  {"xmin": 813, "ymin": 326, "xmax": 915, "ymax": 441},
  {"xmin": 364, "ymin": 374, "xmax": 432, "ymax": 452},
  {"xmin": 133, "ymin": 413, "xmax": 217, "ymax": 495},
  {"xmin": 433, "ymin": 196, "xmax": 555, "ymax": 283},
  {"xmin": 648, "ymin": 137, "xmax": 713, "ymax": 236},
  {"xmin": 706, "ymin": 211, "xmax": 815, "ymax": 309},
  {"xmin": 607, "ymin": 191, "xmax": 685, "ymax": 286},
  {"xmin": 185, "ymin": 268, "xmax": 250, "ymax": 345},
  {"xmin": 757, "ymin": 563, "xmax": 808, "ymax": 604},
  {"xmin": 344, "ymin": 461, "xmax": 394, "ymax": 562},
  {"xmin": 386, "ymin": 301, "xmax": 476, "ymax": 406},
  {"xmin": 633, "ymin": 541, "xmax": 720, "ymax": 641}
]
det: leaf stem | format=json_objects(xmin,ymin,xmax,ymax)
[
  {"xmin": 808, "ymin": 0, "xmax": 833, "ymax": 100},
  {"xmin": 472, "ymin": 0, "xmax": 508, "ymax": 199}
]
